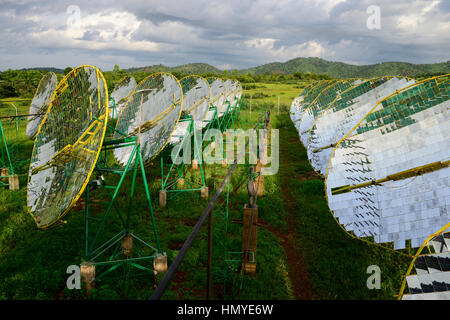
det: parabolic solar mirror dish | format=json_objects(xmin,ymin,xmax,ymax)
[
  {"xmin": 290, "ymin": 81, "xmax": 319, "ymax": 123},
  {"xmin": 292, "ymin": 80, "xmax": 336, "ymax": 132},
  {"xmin": 326, "ymin": 76, "xmax": 450, "ymax": 249},
  {"xmin": 26, "ymin": 72, "xmax": 58, "ymax": 139},
  {"xmin": 229, "ymin": 80, "xmax": 240, "ymax": 110},
  {"xmin": 109, "ymin": 76, "xmax": 136, "ymax": 119},
  {"xmin": 202, "ymin": 77, "xmax": 226, "ymax": 128},
  {"xmin": 169, "ymin": 75, "xmax": 211, "ymax": 145},
  {"xmin": 27, "ymin": 65, "xmax": 108, "ymax": 228},
  {"xmin": 307, "ymin": 77, "xmax": 414, "ymax": 174},
  {"xmin": 299, "ymin": 80, "xmax": 354, "ymax": 145},
  {"xmin": 235, "ymin": 80, "xmax": 243, "ymax": 106},
  {"xmin": 221, "ymin": 79, "xmax": 235, "ymax": 116},
  {"xmin": 114, "ymin": 72, "xmax": 183, "ymax": 165}
]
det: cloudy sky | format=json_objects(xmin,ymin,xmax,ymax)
[{"xmin": 0, "ymin": 0, "xmax": 449, "ymax": 71}]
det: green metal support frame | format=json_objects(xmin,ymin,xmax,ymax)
[
  {"xmin": 160, "ymin": 114, "xmax": 207, "ymax": 202},
  {"xmin": 84, "ymin": 135, "xmax": 163, "ymax": 281},
  {"xmin": 221, "ymin": 97, "xmax": 246, "ymax": 169},
  {"xmin": 218, "ymin": 101, "xmax": 232, "ymax": 131},
  {"xmin": 222, "ymin": 163, "xmax": 258, "ymax": 298},
  {"xmin": 0, "ymin": 118, "xmax": 14, "ymax": 188},
  {"xmin": 0, "ymin": 101, "xmax": 30, "ymax": 188},
  {"xmin": 219, "ymin": 97, "xmax": 244, "ymax": 132},
  {"xmin": 8, "ymin": 103, "xmax": 30, "ymax": 171},
  {"xmin": 204, "ymin": 105, "xmax": 221, "ymax": 132},
  {"xmin": 211, "ymin": 107, "xmax": 256, "ymax": 298},
  {"xmin": 109, "ymin": 97, "xmax": 117, "ymax": 119},
  {"xmin": 232, "ymin": 97, "xmax": 245, "ymax": 129},
  {"xmin": 242, "ymin": 97, "xmax": 249, "ymax": 125},
  {"xmin": 209, "ymin": 163, "xmax": 258, "ymax": 299}
]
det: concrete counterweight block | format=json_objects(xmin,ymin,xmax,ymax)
[
  {"xmin": 153, "ymin": 252, "xmax": 168, "ymax": 274},
  {"xmin": 9, "ymin": 175, "xmax": 19, "ymax": 190},
  {"xmin": 201, "ymin": 186, "xmax": 209, "ymax": 199},
  {"xmin": 159, "ymin": 190, "xmax": 167, "ymax": 207},
  {"xmin": 80, "ymin": 261, "xmax": 96, "ymax": 294},
  {"xmin": 243, "ymin": 262, "xmax": 257, "ymax": 275},
  {"xmin": 242, "ymin": 204, "xmax": 258, "ymax": 276},
  {"xmin": 121, "ymin": 234, "xmax": 133, "ymax": 256},
  {"xmin": 192, "ymin": 159, "xmax": 199, "ymax": 170}
]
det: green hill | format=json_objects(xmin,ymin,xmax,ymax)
[
  {"xmin": 240, "ymin": 57, "xmax": 450, "ymax": 78},
  {"xmin": 124, "ymin": 58, "xmax": 449, "ymax": 78},
  {"xmin": 125, "ymin": 63, "xmax": 221, "ymax": 75},
  {"xmin": 8, "ymin": 58, "xmax": 449, "ymax": 80},
  {"xmin": 16, "ymin": 67, "xmax": 64, "ymax": 74}
]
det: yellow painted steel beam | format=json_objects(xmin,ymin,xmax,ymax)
[{"xmin": 331, "ymin": 160, "xmax": 450, "ymax": 195}]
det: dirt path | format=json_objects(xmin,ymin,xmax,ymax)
[{"xmin": 266, "ymin": 133, "xmax": 313, "ymax": 299}]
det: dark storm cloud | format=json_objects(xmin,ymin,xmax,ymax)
[{"xmin": 0, "ymin": 0, "xmax": 448, "ymax": 70}]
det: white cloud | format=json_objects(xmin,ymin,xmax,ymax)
[
  {"xmin": 397, "ymin": 0, "xmax": 440, "ymax": 30},
  {"xmin": 23, "ymin": 10, "xmax": 163, "ymax": 52},
  {"xmin": 244, "ymin": 38, "xmax": 326, "ymax": 61},
  {"xmin": 0, "ymin": 0, "xmax": 448, "ymax": 70}
]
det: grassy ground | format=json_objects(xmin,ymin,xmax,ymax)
[
  {"xmin": 0, "ymin": 98, "xmax": 294, "ymax": 300},
  {"xmin": 242, "ymin": 81, "xmax": 310, "ymax": 113},
  {"xmin": 0, "ymin": 81, "xmax": 412, "ymax": 300}
]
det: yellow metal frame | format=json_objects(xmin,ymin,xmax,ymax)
[
  {"xmin": 130, "ymin": 98, "xmax": 181, "ymax": 135},
  {"xmin": 300, "ymin": 81, "xmax": 320, "ymax": 98},
  {"xmin": 331, "ymin": 160, "xmax": 450, "ymax": 195},
  {"xmin": 31, "ymin": 114, "xmax": 106, "ymax": 174},
  {"xmin": 27, "ymin": 65, "xmax": 109, "ymax": 229}
]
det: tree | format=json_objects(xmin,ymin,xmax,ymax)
[
  {"xmin": 293, "ymin": 72, "xmax": 303, "ymax": 80},
  {"xmin": 113, "ymin": 64, "xmax": 120, "ymax": 73},
  {"xmin": 0, "ymin": 82, "xmax": 18, "ymax": 98},
  {"xmin": 64, "ymin": 67, "xmax": 73, "ymax": 75}
]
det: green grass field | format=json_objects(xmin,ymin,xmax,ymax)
[{"xmin": 0, "ymin": 82, "xmax": 412, "ymax": 300}]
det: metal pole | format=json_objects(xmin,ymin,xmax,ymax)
[
  {"xmin": 277, "ymin": 96, "xmax": 280, "ymax": 115},
  {"xmin": 0, "ymin": 120, "xmax": 14, "ymax": 175},
  {"xmin": 207, "ymin": 208, "xmax": 213, "ymax": 300}
]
